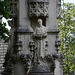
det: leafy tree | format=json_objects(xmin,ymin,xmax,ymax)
[
  {"xmin": 58, "ymin": 3, "xmax": 75, "ymax": 75},
  {"xmin": 0, "ymin": 0, "xmax": 10, "ymax": 40}
]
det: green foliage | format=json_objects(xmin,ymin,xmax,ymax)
[
  {"xmin": 0, "ymin": 0, "xmax": 10, "ymax": 40},
  {"xmin": 0, "ymin": 0, "xmax": 10, "ymax": 18},
  {"xmin": 58, "ymin": 3, "xmax": 75, "ymax": 75},
  {"xmin": 0, "ymin": 22, "xmax": 9, "ymax": 40}
]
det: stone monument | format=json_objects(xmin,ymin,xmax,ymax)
[{"xmin": 2, "ymin": 0, "xmax": 63, "ymax": 75}]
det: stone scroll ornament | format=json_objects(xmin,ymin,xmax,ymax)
[{"xmin": 28, "ymin": 0, "xmax": 49, "ymax": 17}]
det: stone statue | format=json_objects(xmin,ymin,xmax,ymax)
[
  {"xmin": 34, "ymin": 19, "xmax": 47, "ymax": 37},
  {"xmin": 32, "ymin": 19, "xmax": 48, "ymax": 63}
]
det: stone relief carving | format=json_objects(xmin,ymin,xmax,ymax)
[
  {"xmin": 10, "ymin": 0, "xmax": 18, "ymax": 17},
  {"xmin": 1, "ymin": 52, "xmax": 14, "ymax": 75},
  {"xmin": 44, "ymin": 54, "xmax": 56, "ymax": 72},
  {"xmin": 20, "ymin": 54, "xmax": 32, "ymax": 73},
  {"xmin": 2, "ymin": 53, "xmax": 32, "ymax": 75},
  {"xmin": 8, "ymin": 0, "xmax": 18, "ymax": 28},
  {"xmin": 55, "ymin": 34, "xmax": 61, "ymax": 52},
  {"xmin": 28, "ymin": 0, "xmax": 49, "ymax": 17},
  {"xmin": 56, "ymin": 0, "xmax": 61, "ymax": 19}
]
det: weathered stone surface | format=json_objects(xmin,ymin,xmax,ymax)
[
  {"xmin": 0, "ymin": 39, "xmax": 8, "ymax": 74},
  {"xmin": 29, "ymin": 73, "xmax": 53, "ymax": 75},
  {"xmin": 2, "ymin": 0, "xmax": 63, "ymax": 75}
]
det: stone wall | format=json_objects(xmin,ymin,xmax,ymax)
[{"xmin": 0, "ymin": 39, "xmax": 8, "ymax": 74}]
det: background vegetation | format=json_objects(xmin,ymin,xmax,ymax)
[
  {"xmin": 58, "ymin": 3, "xmax": 75, "ymax": 75},
  {"xmin": 0, "ymin": 0, "xmax": 10, "ymax": 40}
]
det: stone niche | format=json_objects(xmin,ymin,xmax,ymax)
[{"xmin": 28, "ymin": 0, "xmax": 49, "ymax": 17}]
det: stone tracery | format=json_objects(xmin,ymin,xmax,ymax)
[{"xmin": 28, "ymin": 0, "xmax": 49, "ymax": 17}]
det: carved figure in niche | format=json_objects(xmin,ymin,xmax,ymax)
[
  {"xmin": 34, "ymin": 19, "xmax": 47, "ymax": 38},
  {"xmin": 32, "ymin": 19, "xmax": 48, "ymax": 63}
]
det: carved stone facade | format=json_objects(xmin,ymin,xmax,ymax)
[
  {"xmin": 28, "ymin": 0, "xmax": 49, "ymax": 17},
  {"xmin": 2, "ymin": 0, "xmax": 63, "ymax": 75}
]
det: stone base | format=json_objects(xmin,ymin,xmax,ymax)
[
  {"xmin": 29, "ymin": 73, "xmax": 53, "ymax": 75},
  {"xmin": 28, "ymin": 62, "xmax": 54, "ymax": 75}
]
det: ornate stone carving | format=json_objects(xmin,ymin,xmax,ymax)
[
  {"xmin": 28, "ymin": 0, "xmax": 49, "ymax": 17},
  {"xmin": 29, "ymin": 41, "xmax": 36, "ymax": 51},
  {"xmin": 10, "ymin": 0, "xmax": 18, "ymax": 17},
  {"xmin": 29, "ymin": 54, "xmax": 56, "ymax": 75},
  {"xmin": 45, "ymin": 41, "xmax": 48, "ymax": 51},
  {"xmin": 45, "ymin": 54, "xmax": 56, "ymax": 73},
  {"xmin": 55, "ymin": 34, "xmax": 61, "ymax": 51},
  {"xmin": 1, "ymin": 64, "xmax": 13, "ymax": 75},
  {"xmin": 2, "ymin": 52, "xmax": 14, "ymax": 75},
  {"xmin": 14, "ymin": 40, "xmax": 22, "ymax": 53},
  {"xmin": 20, "ymin": 54, "xmax": 32, "ymax": 73},
  {"xmin": 29, "ymin": 41, "xmax": 36, "ymax": 59},
  {"xmin": 2, "ymin": 52, "xmax": 32, "ymax": 75},
  {"xmin": 56, "ymin": 0, "xmax": 61, "ymax": 19},
  {"xmin": 8, "ymin": 0, "xmax": 18, "ymax": 28}
]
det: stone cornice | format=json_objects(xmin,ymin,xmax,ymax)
[
  {"xmin": 15, "ymin": 28, "xmax": 60, "ymax": 33},
  {"xmin": 47, "ymin": 29, "xmax": 60, "ymax": 33}
]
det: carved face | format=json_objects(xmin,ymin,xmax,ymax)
[{"xmin": 37, "ymin": 19, "xmax": 42, "ymax": 27}]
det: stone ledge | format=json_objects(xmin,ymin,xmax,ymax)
[
  {"xmin": 15, "ymin": 28, "xmax": 34, "ymax": 33},
  {"xmin": 29, "ymin": 0, "xmax": 49, "ymax": 2},
  {"xmin": 16, "ymin": 28, "xmax": 60, "ymax": 33},
  {"xmin": 29, "ymin": 72, "xmax": 53, "ymax": 75},
  {"xmin": 47, "ymin": 29, "xmax": 60, "ymax": 33}
]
